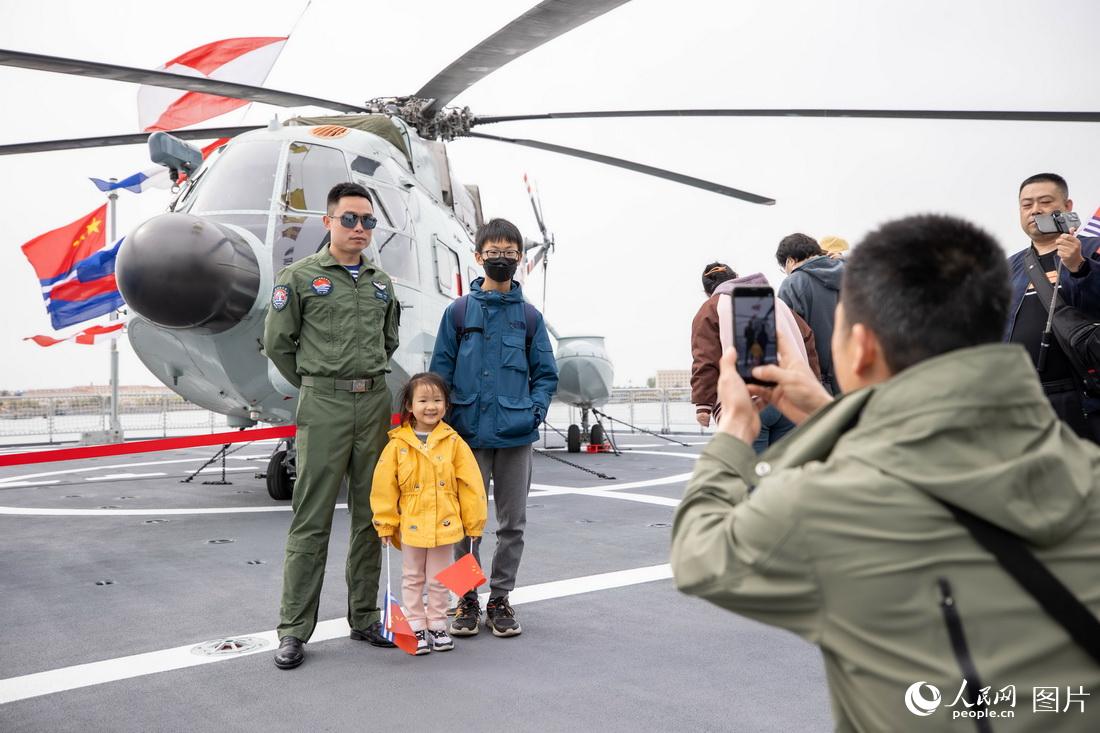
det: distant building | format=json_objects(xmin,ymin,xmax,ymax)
[
  {"xmin": 17, "ymin": 385, "xmax": 174, "ymax": 397},
  {"xmin": 655, "ymin": 369, "xmax": 690, "ymax": 390}
]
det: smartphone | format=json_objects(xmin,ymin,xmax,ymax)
[{"xmin": 731, "ymin": 286, "xmax": 778, "ymax": 384}]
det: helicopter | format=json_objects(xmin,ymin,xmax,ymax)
[{"xmin": 3, "ymin": 0, "xmax": 1099, "ymax": 498}]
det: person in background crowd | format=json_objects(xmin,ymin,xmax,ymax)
[
  {"xmin": 776, "ymin": 233, "xmax": 844, "ymax": 394},
  {"xmin": 820, "ymin": 235, "xmax": 849, "ymax": 259},
  {"xmin": 1007, "ymin": 172, "xmax": 1100, "ymax": 441},
  {"xmin": 690, "ymin": 261, "xmax": 819, "ymax": 453}
]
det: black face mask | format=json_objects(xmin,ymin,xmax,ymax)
[{"xmin": 484, "ymin": 258, "xmax": 518, "ymax": 283}]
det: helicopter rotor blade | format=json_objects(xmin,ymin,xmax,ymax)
[
  {"xmin": 523, "ymin": 173, "xmax": 550, "ymax": 242},
  {"xmin": 468, "ymin": 131, "xmax": 775, "ymax": 205},
  {"xmin": 0, "ymin": 48, "xmax": 369, "ymax": 113},
  {"xmin": 474, "ymin": 108, "xmax": 1100, "ymax": 125},
  {"xmin": 415, "ymin": 0, "xmax": 632, "ymax": 116},
  {"xmin": 527, "ymin": 245, "xmax": 549, "ymax": 272},
  {"xmin": 0, "ymin": 126, "xmax": 263, "ymax": 156}
]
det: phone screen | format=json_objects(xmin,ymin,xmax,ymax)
[{"xmin": 732, "ymin": 287, "xmax": 777, "ymax": 382}]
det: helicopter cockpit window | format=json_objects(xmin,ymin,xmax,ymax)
[
  {"xmin": 372, "ymin": 187, "xmax": 408, "ymax": 231},
  {"xmin": 284, "ymin": 142, "xmax": 350, "ymax": 213},
  {"xmin": 186, "ymin": 139, "xmax": 282, "ymax": 213},
  {"xmin": 351, "ymin": 156, "xmax": 382, "ymax": 176},
  {"xmin": 376, "ymin": 230, "xmax": 419, "ymax": 285}
]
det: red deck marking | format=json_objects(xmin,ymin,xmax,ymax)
[{"xmin": 0, "ymin": 425, "xmax": 296, "ymax": 467}]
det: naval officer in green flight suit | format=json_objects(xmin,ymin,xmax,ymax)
[{"xmin": 264, "ymin": 182, "xmax": 400, "ymax": 669}]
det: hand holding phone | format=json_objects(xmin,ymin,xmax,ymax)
[{"xmin": 731, "ymin": 286, "xmax": 778, "ymax": 385}]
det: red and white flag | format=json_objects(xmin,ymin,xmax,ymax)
[
  {"xmin": 138, "ymin": 37, "xmax": 287, "ymax": 132},
  {"xmin": 25, "ymin": 322, "xmax": 125, "ymax": 347}
]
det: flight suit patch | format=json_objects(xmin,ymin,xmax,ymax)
[
  {"xmin": 311, "ymin": 277, "xmax": 333, "ymax": 295},
  {"xmin": 271, "ymin": 285, "xmax": 290, "ymax": 311},
  {"xmin": 372, "ymin": 281, "xmax": 389, "ymax": 302}
]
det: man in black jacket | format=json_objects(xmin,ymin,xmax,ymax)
[{"xmin": 1006, "ymin": 172, "xmax": 1100, "ymax": 441}]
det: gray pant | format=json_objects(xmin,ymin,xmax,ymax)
[{"xmin": 457, "ymin": 444, "xmax": 532, "ymax": 601}]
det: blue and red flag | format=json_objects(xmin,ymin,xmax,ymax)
[
  {"xmin": 1081, "ymin": 206, "xmax": 1100, "ymax": 239},
  {"xmin": 381, "ymin": 590, "xmax": 418, "ymax": 655},
  {"xmin": 89, "ymin": 137, "xmax": 230, "ymax": 194},
  {"xmin": 20, "ymin": 205, "xmax": 125, "ymax": 329}
]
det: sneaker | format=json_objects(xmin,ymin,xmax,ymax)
[
  {"xmin": 485, "ymin": 595, "xmax": 522, "ymax": 637},
  {"xmin": 413, "ymin": 629, "xmax": 431, "ymax": 656},
  {"xmin": 428, "ymin": 628, "xmax": 454, "ymax": 651},
  {"xmin": 449, "ymin": 597, "xmax": 480, "ymax": 636}
]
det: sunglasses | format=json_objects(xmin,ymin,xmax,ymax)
[{"xmin": 330, "ymin": 212, "xmax": 378, "ymax": 230}]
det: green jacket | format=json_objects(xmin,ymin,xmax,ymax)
[
  {"xmin": 671, "ymin": 344, "xmax": 1100, "ymax": 732},
  {"xmin": 263, "ymin": 248, "xmax": 399, "ymax": 388}
]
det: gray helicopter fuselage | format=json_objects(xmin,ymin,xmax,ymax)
[{"xmin": 124, "ymin": 120, "xmax": 481, "ymax": 426}]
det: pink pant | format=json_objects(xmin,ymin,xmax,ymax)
[{"xmin": 401, "ymin": 545, "xmax": 453, "ymax": 631}]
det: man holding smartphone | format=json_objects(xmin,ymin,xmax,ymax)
[
  {"xmin": 1007, "ymin": 173, "xmax": 1100, "ymax": 440},
  {"xmin": 672, "ymin": 214, "xmax": 1100, "ymax": 730}
]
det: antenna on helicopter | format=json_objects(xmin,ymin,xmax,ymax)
[{"xmin": 523, "ymin": 173, "xmax": 554, "ymax": 315}]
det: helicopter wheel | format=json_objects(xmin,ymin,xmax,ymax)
[
  {"xmin": 590, "ymin": 423, "xmax": 605, "ymax": 446},
  {"xmin": 566, "ymin": 424, "xmax": 582, "ymax": 453},
  {"xmin": 266, "ymin": 449, "xmax": 294, "ymax": 501}
]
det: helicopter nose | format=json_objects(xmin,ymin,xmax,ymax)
[{"xmin": 116, "ymin": 213, "xmax": 262, "ymax": 334}]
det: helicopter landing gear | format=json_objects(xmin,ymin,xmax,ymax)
[
  {"xmin": 266, "ymin": 438, "xmax": 296, "ymax": 501},
  {"xmin": 566, "ymin": 424, "xmax": 582, "ymax": 453},
  {"xmin": 565, "ymin": 409, "xmax": 614, "ymax": 453}
]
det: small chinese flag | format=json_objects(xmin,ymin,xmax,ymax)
[
  {"xmin": 384, "ymin": 593, "xmax": 419, "ymax": 656},
  {"xmin": 434, "ymin": 552, "xmax": 487, "ymax": 597}
]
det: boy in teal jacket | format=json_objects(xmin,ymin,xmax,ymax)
[{"xmin": 430, "ymin": 218, "xmax": 558, "ymax": 638}]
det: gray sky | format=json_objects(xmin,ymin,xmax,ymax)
[{"xmin": 2, "ymin": 0, "xmax": 1099, "ymax": 390}]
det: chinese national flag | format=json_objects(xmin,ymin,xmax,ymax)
[
  {"xmin": 385, "ymin": 596, "xmax": 419, "ymax": 656},
  {"xmin": 435, "ymin": 552, "xmax": 487, "ymax": 597},
  {"xmin": 21, "ymin": 205, "xmax": 108, "ymax": 283}
]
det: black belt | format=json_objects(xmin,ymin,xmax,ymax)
[
  {"xmin": 1041, "ymin": 378, "xmax": 1077, "ymax": 395},
  {"xmin": 301, "ymin": 375, "xmax": 381, "ymax": 393}
]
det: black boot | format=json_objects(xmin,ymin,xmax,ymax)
[
  {"xmin": 274, "ymin": 636, "xmax": 304, "ymax": 669},
  {"xmin": 350, "ymin": 620, "xmax": 397, "ymax": 648}
]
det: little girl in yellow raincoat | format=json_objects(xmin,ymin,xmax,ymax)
[{"xmin": 371, "ymin": 372, "xmax": 487, "ymax": 655}]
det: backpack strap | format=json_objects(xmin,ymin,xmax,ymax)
[
  {"xmin": 452, "ymin": 294, "xmax": 483, "ymax": 341},
  {"xmin": 453, "ymin": 295, "xmax": 539, "ymax": 352},
  {"xmin": 523, "ymin": 302, "xmax": 538, "ymax": 352},
  {"xmin": 937, "ymin": 498, "xmax": 1100, "ymax": 666}
]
